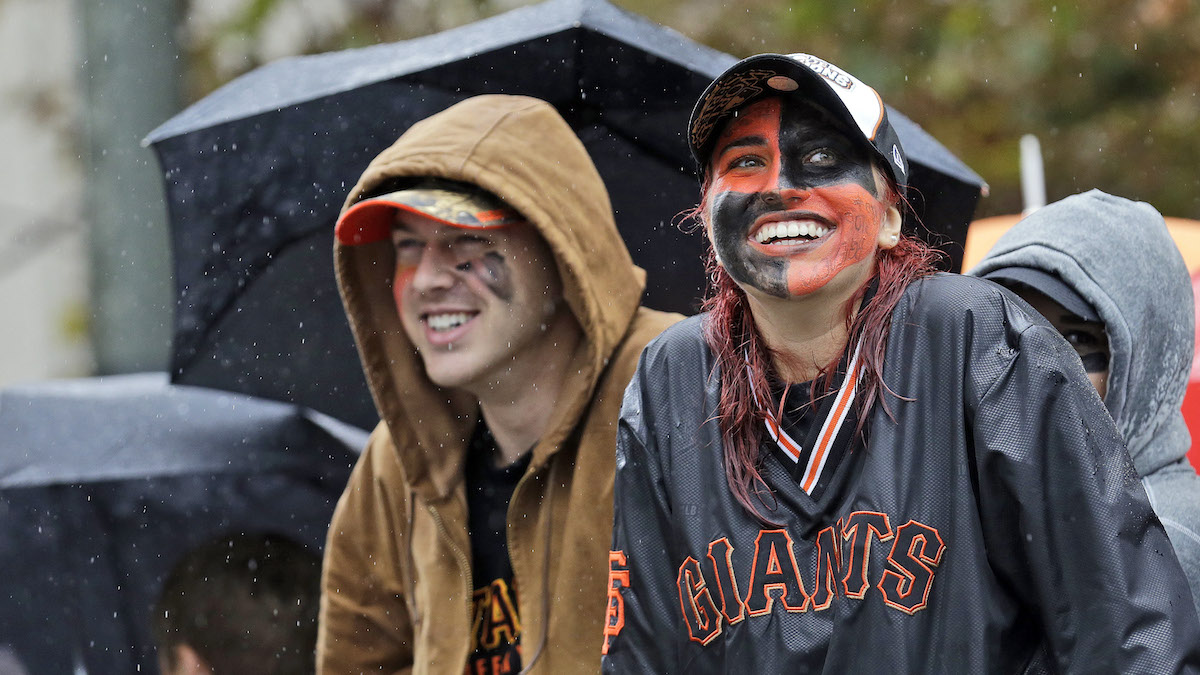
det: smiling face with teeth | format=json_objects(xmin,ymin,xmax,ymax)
[
  {"xmin": 390, "ymin": 209, "xmax": 576, "ymax": 394},
  {"xmin": 704, "ymin": 96, "xmax": 901, "ymax": 300}
]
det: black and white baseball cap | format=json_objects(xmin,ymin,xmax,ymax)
[{"xmin": 688, "ymin": 53, "xmax": 908, "ymax": 194}]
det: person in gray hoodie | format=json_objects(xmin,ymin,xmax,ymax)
[{"xmin": 971, "ymin": 189, "xmax": 1200, "ymax": 616}]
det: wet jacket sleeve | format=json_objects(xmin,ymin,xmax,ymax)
[
  {"xmin": 601, "ymin": 357, "xmax": 682, "ymax": 674},
  {"xmin": 318, "ymin": 431, "xmax": 415, "ymax": 675},
  {"xmin": 970, "ymin": 322, "xmax": 1200, "ymax": 672}
]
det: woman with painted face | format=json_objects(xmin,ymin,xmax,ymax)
[{"xmin": 600, "ymin": 54, "xmax": 1200, "ymax": 673}]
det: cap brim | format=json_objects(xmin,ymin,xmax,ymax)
[
  {"xmin": 983, "ymin": 267, "xmax": 1100, "ymax": 322},
  {"xmin": 335, "ymin": 189, "xmax": 522, "ymax": 246}
]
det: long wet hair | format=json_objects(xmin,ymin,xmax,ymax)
[{"xmin": 697, "ymin": 169, "xmax": 941, "ymax": 522}]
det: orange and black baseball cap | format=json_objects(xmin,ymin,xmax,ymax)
[
  {"xmin": 335, "ymin": 179, "xmax": 525, "ymax": 246},
  {"xmin": 688, "ymin": 53, "xmax": 907, "ymax": 195}
]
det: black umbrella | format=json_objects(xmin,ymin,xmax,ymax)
[
  {"xmin": 0, "ymin": 373, "xmax": 363, "ymax": 675},
  {"xmin": 145, "ymin": 0, "xmax": 985, "ymax": 428}
]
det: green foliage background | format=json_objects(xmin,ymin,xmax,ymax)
[{"xmin": 183, "ymin": 0, "xmax": 1200, "ymax": 219}]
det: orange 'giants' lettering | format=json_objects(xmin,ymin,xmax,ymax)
[
  {"xmin": 879, "ymin": 520, "xmax": 945, "ymax": 615},
  {"xmin": 673, "ymin": 515, "xmax": 945, "ymax": 646},
  {"xmin": 677, "ymin": 556, "xmax": 722, "ymax": 644},
  {"xmin": 602, "ymin": 550, "xmax": 629, "ymax": 655},
  {"xmin": 745, "ymin": 529, "xmax": 810, "ymax": 616}
]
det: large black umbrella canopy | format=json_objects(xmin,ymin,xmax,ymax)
[
  {"xmin": 145, "ymin": 0, "xmax": 984, "ymax": 428},
  {"xmin": 0, "ymin": 374, "xmax": 363, "ymax": 675}
]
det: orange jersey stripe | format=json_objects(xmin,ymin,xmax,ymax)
[{"xmin": 801, "ymin": 359, "xmax": 860, "ymax": 492}]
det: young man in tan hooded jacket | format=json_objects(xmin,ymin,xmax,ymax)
[{"xmin": 318, "ymin": 94, "xmax": 679, "ymax": 674}]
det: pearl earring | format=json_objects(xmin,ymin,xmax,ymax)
[{"xmin": 891, "ymin": 234, "xmax": 899, "ymax": 244}]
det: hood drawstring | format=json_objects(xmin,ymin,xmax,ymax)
[
  {"xmin": 404, "ymin": 492, "xmax": 422, "ymax": 628},
  {"xmin": 518, "ymin": 470, "xmax": 555, "ymax": 674}
]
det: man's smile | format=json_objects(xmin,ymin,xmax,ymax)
[
  {"xmin": 423, "ymin": 311, "xmax": 479, "ymax": 332},
  {"xmin": 417, "ymin": 306, "xmax": 482, "ymax": 347}
]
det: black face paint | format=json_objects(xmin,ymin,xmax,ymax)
[
  {"xmin": 473, "ymin": 251, "xmax": 514, "ymax": 302},
  {"xmin": 711, "ymin": 190, "xmax": 789, "ymax": 297},
  {"xmin": 773, "ymin": 100, "xmax": 877, "ymax": 197},
  {"xmin": 449, "ymin": 238, "xmax": 514, "ymax": 302}
]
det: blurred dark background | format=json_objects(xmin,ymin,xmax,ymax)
[
  {"xmin": 3, "ymin": 0, "xmax": 1196, "ymax": 385},
  {"xmin": 181, "ymin": 0, "xmax": 1199, "ymax": 221}
]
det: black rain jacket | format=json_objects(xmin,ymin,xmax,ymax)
[{"xmin": 603, "ymin": 273, "xmax": 1200, "ymax": 674}]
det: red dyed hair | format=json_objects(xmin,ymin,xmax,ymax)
[{"xmin": 697, "ymin": 174, "xmax": 940, "ymax": 522}]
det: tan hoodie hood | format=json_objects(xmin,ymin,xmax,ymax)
[{"xmin": 334, "ymin": 94, "xmax": 647, "ymax": 502}]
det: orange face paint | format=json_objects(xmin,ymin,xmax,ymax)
[
  {"xmin": 781, "ymin": 184, "xmax": 884, "ymax": 296},
  {"xmin": 710, "ymin": 98, "xmax": 783, "ymax": 197},
  {"xmin": 392, "ymin": 264, "xmax": 416, "ymax": 316}
]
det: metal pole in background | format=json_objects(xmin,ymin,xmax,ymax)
[
  {"xmin": 1019, "ymin": 134, "xmax": 1046, "ymax": 217},
  {"xmin": 77, "ymin": 0, "xmax": 180, "ymax": 373}
]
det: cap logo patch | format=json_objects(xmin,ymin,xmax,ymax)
[
  {"xmin": 690, "ymin": 68, "xmax": 777, "ymax": 155},
  {"xmin": 892, "ymin": 145, "xmax": 905, "ymax": 174},
  {"xmin": 793, "ymin": 53, "xmax": 854, "ymax": 89},
  {"xmin": 767, "ymin": 75, "xmax": 799, "ymax": 92}
]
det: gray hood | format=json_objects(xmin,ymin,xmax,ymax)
[{"xmin": 970, "ymin": 189, "xmax": 1194, "ymax": 475}]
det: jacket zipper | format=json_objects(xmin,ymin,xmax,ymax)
[{"xmin": 426, "ymin": 502, "xmax": 473, "ymax": 665}]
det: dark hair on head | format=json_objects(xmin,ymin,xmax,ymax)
[
  {"xmin": 696, "ymin": 165, "xmax": 940, "ymax": 522},
  {"xmin": 153, "ymin": 532, "xmax": 321, "ymax": 675}
]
